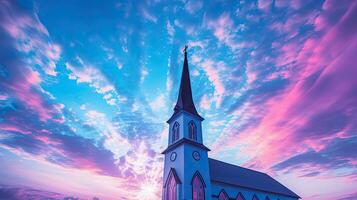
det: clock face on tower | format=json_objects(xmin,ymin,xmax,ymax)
[
  {"xmin": 170, "ymin": 152, "xmax": 177, "ymax": 161},
  {"xmin": 192, "ymin": 151, "xmax": 200, "ymax": 161}
]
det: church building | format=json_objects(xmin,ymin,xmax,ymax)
[{"xmin": 161, "ymin": 47, "xmax": 300, "ymax": 200}]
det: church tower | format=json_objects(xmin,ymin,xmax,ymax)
[{"xmin": 162, "ymin": 46, "xmax": 212, "ymax": 200}]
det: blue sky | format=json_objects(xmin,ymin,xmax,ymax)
[{"xmin": 0, "ymin": 0, "xmax": 357, "ymax": 199}]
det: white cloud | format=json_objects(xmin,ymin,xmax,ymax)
[
  {"xmin": 141, "ymin": 8, "xmax": 157, "ymax": 23},
  {"xmin": 84, "ymin": 110, "xmax": 130, "ymax": 160},
  {"xmin": 86, "ymin": 110, "xmax": 105, "ymax": 119},
  {"xmin": 200, "ymin": 94, "xmax": 211, "ymax": 110},
  {"xmin": 102, "ymin": 46, "xmax": 123, "ymax": 70},
  {"xmin": 66, "ymin": 60, "xmax": 124, "ymax": 106},
  {"xmin": 191, "ymin": 69, "xmax": 200, "ymax": 76},
  {"xmin": 0, "ymin": 94, "xmax": 9, "ymax": 100},
  {"xmin": 97, "ymin": 85, "xmax": 114, "ymax": 94},
  {"xmin": 174, "ymin": 19, "xmax": 183, "ymax": 28},
  {"xmin": 188, "ymin": 40, "xmax": 207, "ymax": 49},
  {"xmin": 206, "ymin": 13, "xmax": 246, "ymax": 51},
  {"xmin": 140, "ymin": 67, "xmax": 149, "ymax": 83},
  {"xmin": 80, "ymin": 104, "xmax": 86, "ymax": 110},
  {"xmin": 107, "ymin": 99, "xmax": 116, "ymax": 105},
  {"xmin": 191, "ymin": 54, "xmax": 202, "ymax": 64},
  {"xmin": 166, "ymin": 21, "xmax": 174, "ymax": 37},
  {"xmin": 149, "ymin": 94, "xmax": 166, "ymax": 112},
  {"xmin": 185, "ymin": 0, "xmax": 203, "ymax": 14},
  {"xmin": 166, "ymin": 56, "xmax": 173, "ymax": 92},
  {"xmin": 103, "ymin": 94, "xmax": 113, "ymax": 100}
]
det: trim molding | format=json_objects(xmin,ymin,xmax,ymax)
[{"xmin": 161, "ymin": 138, "xmax": 210, "ymax": 154}]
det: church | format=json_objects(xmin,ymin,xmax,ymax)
[{"xmin": 161, "ymin": 47, "xmax": 300, "ymax": 200}]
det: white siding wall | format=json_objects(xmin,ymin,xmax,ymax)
[{"xmin": 211, "ymin": 182, "xmax": 298, "ymax": 200}]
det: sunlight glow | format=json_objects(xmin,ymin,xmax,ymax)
[{"xmin": 137, "ymin": 182, "xmax": 158, "ymax": 200}]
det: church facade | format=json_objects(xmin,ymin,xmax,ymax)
[{"xmin": 161, "ymin": 48, "xmax": 300, "ymax": 200}]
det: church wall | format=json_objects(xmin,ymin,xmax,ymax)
[
  {"xmin": 163, "ymin": 113, "xmax": 212, "ymax": 199},
  {"xmin": 162, "ymin": 144, "xmax": 185, "ymax": 199},
  {"xmin": 182, "ymin": 144, "xmax": 211, "ymax": 199},
  {"xmin": 211, "ymin": 181, "xmax": 298, "ymax": 200}
]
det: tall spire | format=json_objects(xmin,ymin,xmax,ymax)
[{"xmin": 170, "ymin": 45, "xmax": 203, "ymax": 121}]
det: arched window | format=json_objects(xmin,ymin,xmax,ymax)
[
  {"xmin": 167, "ymin": 174, "xmax": 177, "ymax": 200},
  {"xmin": 192, "ymin": 171, "xmax": 205, "ymax": 200},
  {"xmin": 218, "ymin": 190, "xmax": 229, "ymax": 200},
  {"xmin": 172, "ymin": 122, "xmax": 180, "ymax": 143},
  {"xmin": 188, "ymin": 120, "xmax": 197, "ymax": 141},
  {"xmin": 165, "ymin": 169, "xmax": 180, "ymax": 200},
  {"xmin": 252, "ymin": 195, "xmax": 259, "ymax": 200},
  {"xmin": 236, "ymin": 192, "xmax": 245, "ymax": 200}
]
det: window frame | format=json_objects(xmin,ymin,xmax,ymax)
[
  {"xmin": 236, "ymin": 192, "xmax": 246, "ymax": 200},
  {"xmin": 252, "ymin": 194, "xmax": 259, "ymax": 200},
  {"xmin": 172, "ymin": 122, "xmax": 180, "ymax": 143},
  {"xmin": 164, "ymin": 168, "xmax": 181, "ymax": 200},
  {"xmin": 218, "ymin": 189, "xmax": 229, "ymax": 200},
  {"xmin": 191, "ymin": 171, "xmax": 206, "ymax": 200},
  {"xmin": 188, "ymin": 120, "xmax": 197, "ymax": 141}
]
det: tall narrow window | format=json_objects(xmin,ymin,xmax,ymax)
[
  {"xmin": 218, "ymin": 190, "xmax": 228, "ymax": 200},
  {"xmin": 172, "ymin": 122, "xmax": 180, "ymax": 143},
  {"xmin": 165, "ymin": 169, "xmax": 180, "ymax": 200},
  {"xmin": 236, "ymin": 192, "xmax": 245, "ymax": 200},
  {"xmin": 188, "ymin": 121, "xmax": 197, "ymax": 141},
  {"xmin": 192, "ymin": 172, "xmax": 205, "ymax": 200},
  {"xmin": 167, "ymin": 174, "xmax": 177, "ymax": 200}
]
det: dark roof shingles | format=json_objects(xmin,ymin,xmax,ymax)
[{"xmin": 209, "ymin": 158, "xmax": 300, "ymax": 198}]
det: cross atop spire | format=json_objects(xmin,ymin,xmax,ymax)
[
  {"xmin": 168, "ymin": 46, "xmax": 203, "ymax": 122},
  {"xmin": 183, "ymin": 45, "xmax": 188, "ymax": 54}
]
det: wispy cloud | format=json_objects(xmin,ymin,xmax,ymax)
[
  {"xmin": 66, "ymin": 59, "xmax": 125, "ymax": 106},
  {"xmin": 1, "ymin": 0, "xmax": 357, "ymax": 199}
]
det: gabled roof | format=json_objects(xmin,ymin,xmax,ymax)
[
  {"xmin": 208, "ymin": 159, "xmax": 300, "ymax": 199},
  {"xmin": 168, "ymin": 47, "xmax": 203, "ymax": 122}
]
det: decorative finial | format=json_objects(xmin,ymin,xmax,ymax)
[{"xmin": 183, "ymin": 45, "xmax": 188, "ymax": 54}]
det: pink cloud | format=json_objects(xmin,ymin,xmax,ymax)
[
  {"xmin": 7, "ymin": 69, "xmax": 58, "ymax": 122},
  {"xmin": 199, "ymin": 59, "xmax": 225, "ymax": 107},
  {"xmin": 199, "ymin": 94, "xmax": 211, "ymax": 110},
  {"xmin": 274, "ymin": 0, "xmax": 288, "ymax": 8},
  {"xmin": 258, "ymin": 0, "xmax": 272, "ymax": 11},
  {"xmin": 213, "ymin": 0, "xmax": 357, "ymax": 171},
  {"xmin": 207, "ymin": 13, "xmax": 241, "ymax": 50},
  {"xmin": 0, "ymin": 94, "xmax": 9, "ymax": 100},
  {"xmin": 35, "ymin": 135, "xmax": 61, "ymax": 146},
  {"xmin": 185, "ymin": 0, "xmax": 203, "ymax": 14},
  {"xmin": 0, "ymin": 3, "xmax": 61, "ymax": 76},
  {"xmin": 313, "ymin": 0, "xmax": 351, "ymax": 32},
  {"xmin": 0, "ymin": 124, "xmax": 32, "ymax": 135}
]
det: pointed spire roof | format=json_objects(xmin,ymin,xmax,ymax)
[{"xmin": 168, "ymin": 46, "xmax": 203, "ymax": 122}]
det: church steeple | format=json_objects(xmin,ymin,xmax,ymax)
[
  {"xmin": 169, "ymin": 45, "xmax": 203, "ymax": 122},
  {"xmin": 162, "ymin": 46, "xmax": 211, "ymax": 200}
]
